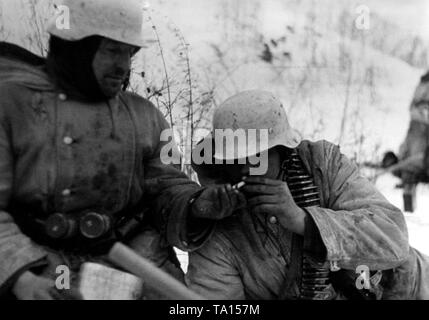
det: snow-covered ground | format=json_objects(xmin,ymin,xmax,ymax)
[{"xmin": 377, "ymin": 175, "xmax": 429, "ymax": 255}]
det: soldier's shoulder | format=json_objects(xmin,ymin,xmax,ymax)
[
  {"xmin": 0, "ymin": 81, "xmax": 28, "ymax": 94},
  {"xmin": 297, "ymin": 140, "xmax": 342, "ymax": 168},
  {"xmin": 120, "ymin": 91, "xmax": 155, "ymax": 108},
  {"xmin": 120, "ymin": 91, "xmax": 161, "ymax": 115},
  {"xmin": 0, "ymin": 82, "xmax": 33, "ymax": 114},
  {"xmin": 298, "ymin": 139, "xmax": 338, "ymax": 154}
]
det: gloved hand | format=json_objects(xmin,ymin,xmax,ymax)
[
  {"xmin": 12, "ymin": 271, "xmax": 83, "ymax": 300},
  {"xmin": 191, "ymin": 184, "xmax": 247, "ymax": 220},
  {"xmin": 381, "ymin": 151, "xmax": 398, "ymax": 169}
]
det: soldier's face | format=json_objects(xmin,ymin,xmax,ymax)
[{"xmin": 92, "ymin": 38, "xmax": 138, "ymax": 98}]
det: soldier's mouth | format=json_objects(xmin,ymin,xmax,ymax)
[{"xmin": 105, "ymin": 76, "xmax": 124, "ymax": 84}]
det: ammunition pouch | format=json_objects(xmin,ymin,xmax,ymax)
[{"xmin": 11, "ymin": 205, "xmax": 148, "ymax": 254}]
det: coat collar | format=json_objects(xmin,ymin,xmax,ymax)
[{"xmin": 0, "ymin": 42, "xmax": 54, "ymax": 91}]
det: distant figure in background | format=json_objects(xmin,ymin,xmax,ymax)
[
  {"xmin": 382, "ymin": 71, "xmax": 429, "ymax": 211},
  {"xmin": 0, "ymin": 0, "xmax": 243, "ymax": 300}
]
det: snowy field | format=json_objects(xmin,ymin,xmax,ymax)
[{"xmin": 377, "ymin": 175, "xmax": 429, "ymax": 255}]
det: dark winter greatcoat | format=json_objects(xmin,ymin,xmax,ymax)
[{"xmin": 0, "ymin": 44, "xmax": 204, "ymax": 295}]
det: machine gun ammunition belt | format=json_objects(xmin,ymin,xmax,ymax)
[{"xmin": 281, "ymin": 151, "xmax": 334, "ymax": 300}]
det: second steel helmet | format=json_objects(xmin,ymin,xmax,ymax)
[{"xmin": 211, "ymin": 90, "xmax": 301, "ymax": 160}]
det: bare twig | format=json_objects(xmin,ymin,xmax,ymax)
[
  {"xmin": 148, "ymin": 16, "xmax": 174, "ymax": 130},
  {"xmin": 24, "ymin": 0, "xmax": 52, "ymax": 56}
]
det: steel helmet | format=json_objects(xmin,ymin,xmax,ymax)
[
  {"xmin": 47, "ymin": 0, "xmax": 154, "ymax": 48},
  {"xmin": 212, "ymin": 90, "xmax": 301, "ymax": 160}
]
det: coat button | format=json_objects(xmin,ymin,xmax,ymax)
[
  {"xmin": 58, "ymin": 93, "xmax": 67, "ymax": 101},
  {"xmin": 62, "ymin": 189, "xmax": 72, "ymax": 197},
  {"xmin": 269, "ymin": 216, "xmax": 278, "ymax": 224},
  {"xmin": 63, "ymin": 136, "xmax": 74, "ymax": 145}
]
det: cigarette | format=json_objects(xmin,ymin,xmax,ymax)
[{"xmin": 232, "ymin": 181, "xmax": 246, "ymax": 190}]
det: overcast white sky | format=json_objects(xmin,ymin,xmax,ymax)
[{"xmin": 366, "ymin": 0, "xmax": 429, "ymax": 39}]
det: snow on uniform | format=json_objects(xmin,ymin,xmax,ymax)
[{"xmin": 186, "ymin": 140, "xmax": 429, "ymax": 299}]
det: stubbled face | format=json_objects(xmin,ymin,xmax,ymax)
[
  {"xmin": 92, "ymin": 38, "xmax": 138, "ymax": 98},
  {"xmin": 222, "ymin": 148, "xmax": 283, "ymax": 185}
]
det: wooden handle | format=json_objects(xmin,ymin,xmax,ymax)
[{"xmin": 108, "ymin": 242, "xmax": 205, "ymax": 300}]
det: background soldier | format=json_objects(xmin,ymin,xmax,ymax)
[{"xmin": 382, "ymin": 71, "xmax": 429, "ymax": 212}]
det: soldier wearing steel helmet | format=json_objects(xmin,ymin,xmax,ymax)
[
  {"xmin": 0, "ymin": 0, "xmax": 243, "ymax": 300},
  {"xmin": 381, "ymin": 71, "xmax": 429, "ymax": 212},
  {"xmin": 186, "ymin": 90, "xmax": 429, "ymax": 300}
]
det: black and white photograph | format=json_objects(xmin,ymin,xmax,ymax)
[{"xmin": 0, "ymin": 0, "xmax": 428, "ymax": 307}]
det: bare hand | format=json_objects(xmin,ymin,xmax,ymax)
[{"xmin": 242, "ymin": 177, "xmax": 307, "ymax": 235}]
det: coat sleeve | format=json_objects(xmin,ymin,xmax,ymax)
[
  {"xmin": 185, "ymin": 234, "xmax": 245, "ymax": 300},
  {"xmin": 141, "ymin": 107, "xmax": 214, "ymax": 252},
  {"xmin": 304, "ymin": 141, "xmax": 409, "ymax": 271},
  {"xmin": 0, "ymin": 105, "xmax": 47, "ymax": 290}
]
